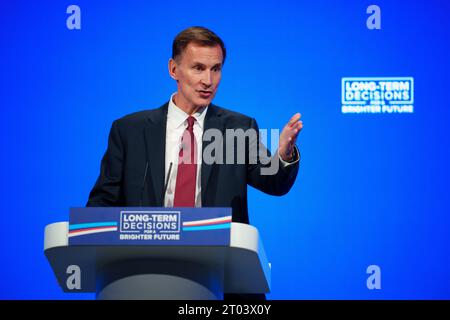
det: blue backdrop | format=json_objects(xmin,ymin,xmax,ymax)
[{"xmin": 1, "ymin": 0, "xmax": 449, "ymax": 299}]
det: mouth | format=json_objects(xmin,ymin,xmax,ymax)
[{"xmin": 198, "ymin": 90, "xmax": 213, "ymax": 98}]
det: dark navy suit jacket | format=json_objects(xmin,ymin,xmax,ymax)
[{"xmin": 86, "ymin": 102, "xmax": 299, "ymax": 224}]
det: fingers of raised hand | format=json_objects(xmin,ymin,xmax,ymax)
[{"xmin": 288, "ymin": 113, "xmax": 301, "ymax": 127}]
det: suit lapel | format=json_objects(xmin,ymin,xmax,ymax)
[
  {"xmin": 144, "ymin": 103, "xmax": 168, "ymax": 206},
  {"xmin": 201, "ymin": 104, "xmax": 224, "ymax": 202}
]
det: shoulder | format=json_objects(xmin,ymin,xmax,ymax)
[
  {"xmin": 113, "ymin": 103, "xmax": 168, "ymax": 131},
  {"xmin": 116, "ymin": 103, "xmax": 167, "ymax": 124},
  {"xmin": 211, "ymin": 104, "xmax": 255, "ymax": 127}
]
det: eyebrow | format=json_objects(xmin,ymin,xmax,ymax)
[{"xmin": 192, "ymin": 62, "xmax": 222, "ymax": 68}]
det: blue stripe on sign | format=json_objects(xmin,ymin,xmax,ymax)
[
  {"xmin": 183, "ymin": 223, "xmax": 231, "ymax": 232},
  {"xmin": 69, "ymin": 222, "xmax": 118, "ymax": 231}
]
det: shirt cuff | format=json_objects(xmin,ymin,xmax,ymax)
[{"xmin": 278, "ymin": 146, "xmax": 300, "ymax": 167}]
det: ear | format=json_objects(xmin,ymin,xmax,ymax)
[{"xmin": 168, "ymin": 58, "xmax": 178, "ymax": 81}]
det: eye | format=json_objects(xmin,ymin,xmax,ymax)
[{"xmin": 193, "ymin": 64, "xmax": 203, "ymax": 71}]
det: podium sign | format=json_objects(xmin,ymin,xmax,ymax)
[
  {"xmin": 69, "ymin": 207, "xmax": 232, "ymax": 246},
  {"xmin": 45, "ymin": 207, "xmax": 271, "ymax": 298}
]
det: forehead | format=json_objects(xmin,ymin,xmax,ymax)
[{"xmin": 180, "ymin": 43, "xmax": 223, "ymax": 65}]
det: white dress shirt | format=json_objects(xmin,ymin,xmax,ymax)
[
  {"xmin": 163, "ymin": 93, "xmax": 299, "ymax": 208},
  {"xmin": 164, "ymin": 94, "xmax": 207, "ymax": 207}
]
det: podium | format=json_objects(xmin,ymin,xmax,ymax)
[{"xmin": 44, "ymin": 207, "xmax": 271, "ymax": 300}]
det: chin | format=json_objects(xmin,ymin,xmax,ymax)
[{"xmin": 195, "ymin": 98, "xmax": 212, "ymax": 106}]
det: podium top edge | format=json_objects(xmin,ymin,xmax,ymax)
[{"xmin": 44, "ymin": 221, "xmax": 260, "ymax": 254}]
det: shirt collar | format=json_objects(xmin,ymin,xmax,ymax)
[{"xmin": 168, "ymin": 93, "xmax": 208, "ymax": 129}]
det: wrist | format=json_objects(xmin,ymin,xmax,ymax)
[{"xmin": 280, "ymin": 149, "xmax": 294, "ymax": 162}]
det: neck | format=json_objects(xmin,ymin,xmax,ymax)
[{"xmin": 173, "ymin": 93, "xmax": 202, "ymax": 115}]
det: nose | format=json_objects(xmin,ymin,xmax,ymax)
[{"xmin": 201, "ymin": 70, "xmax": 212, "ymax": 88}]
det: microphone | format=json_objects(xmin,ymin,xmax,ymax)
[
  {"xmin": 139, "ymin": 161, "xmax": 149, "ymax": 207},
  {"xmin": 163, "ymin": 162, "xmax": 173, "ymax": 204}
]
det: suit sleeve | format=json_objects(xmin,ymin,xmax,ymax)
[
  {"xmin": 246, "ymin": 118, "xmax": 299, "ymax": 196},
  {"xmin": 86, "ymin": 120, "xmax": 124, "ymax": 206}
]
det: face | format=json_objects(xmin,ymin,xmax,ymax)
[{"xmin": 169, "ymin": 43, "xmax": 223, "ymax": 112}]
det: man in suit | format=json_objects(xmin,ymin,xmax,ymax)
[{"xmin": 87, "ymin": 26, "xmax": 303, "ymax": 299}]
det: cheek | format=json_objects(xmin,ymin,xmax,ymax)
[
  {"xmin": 183, "ymin": 73, "xmax": 201, "ymax": 88},
  {"xmin": 214, "ymin": 74, "xmax": 222, "ymax": 86}
]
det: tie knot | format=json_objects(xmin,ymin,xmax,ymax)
[{"xmin": 186, "ymin": 116, "xmax": 196, "ymax": 131}]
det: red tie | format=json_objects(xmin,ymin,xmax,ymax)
[{"xmin": 174, "ymin": 116, "xmax": 197, "ymax": 207}]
